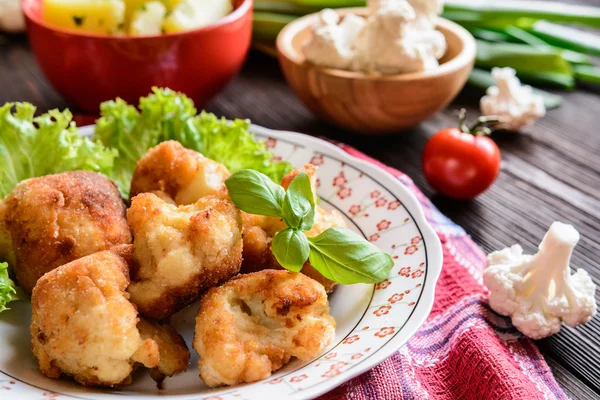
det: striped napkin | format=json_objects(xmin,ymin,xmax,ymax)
[{"xmin": 320, "ymin": 143, "xmax": 567, "ymax": 400}]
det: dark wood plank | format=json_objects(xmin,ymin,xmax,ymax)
[
  {"xmin": 546, "ymin": 356, "xmax": 600, "ymax": 400},
  {"xmin": 1, "ymin": 10, "xmax": 600, "ymax": 397},
  {"xmin": 0, "ymin": 34, "xmax": 67, "ymax": 112}
]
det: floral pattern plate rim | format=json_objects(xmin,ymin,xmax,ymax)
[{"xmin": 0, "ymin": 125, "xmax": 443, "ymax": 400}]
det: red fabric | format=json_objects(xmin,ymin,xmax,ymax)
[{"xmin": 318, "ymin": 144, "xmax": 566, "ymax": 400}]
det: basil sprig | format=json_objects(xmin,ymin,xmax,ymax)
[{"xmin": 225, "ymin": 170, "xmax": 394, "ymax": 285}]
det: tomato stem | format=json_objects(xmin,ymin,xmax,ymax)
[{"xmin": 457, "ymin": 109, "xmax": 501, "ymax": 136}]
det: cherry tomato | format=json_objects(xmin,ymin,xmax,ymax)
[{"xmin": 422, "ymin": 119, "xmax": 501, "ymax": 200}]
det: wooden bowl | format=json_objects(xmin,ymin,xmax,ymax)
[{"xmin": 277, "ymin": 8, "xmax": 476, "ymax": 134}]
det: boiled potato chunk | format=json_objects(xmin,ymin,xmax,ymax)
[
  {"xmin": 43, "ymin": 0, "xmax": 125, "ymax": 34},
  {"xmin": 162, "ymin": 0, "xmax": 232, "ymax": 34},
  {"xmin": 129, "ymin": 1, "xmax": 166, "ymax": 36},
  {"xmin": 123, "ymin": 0, "xmax": 148, "ymax": 24}
]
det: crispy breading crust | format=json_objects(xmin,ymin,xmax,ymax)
[
  {"xmin": 130, "ymin": 141, "xmax": 230, "ymax": 205},
  {"xmin": 127, "ymin": 193, "xmax": 243, "ymax": 320},
  {"xmin": 193, "ymin": 270, "xmax": 336, "ymax": 387},
  {"xmin": 240, "ymin": 165, "xmax": 345, "ymax": 293},
  {"xmin": 3, "ymin": 171, "xmax": 131, "ymax": 293},
  {"xmin": 30, "ymin": 251, "xmax": 158, "ymax": 387},
  {"xmin": 137, "ymin": 318, "xmax": 190, "ymax": 385}
]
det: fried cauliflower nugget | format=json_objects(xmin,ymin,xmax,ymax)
[
  {"xmin": 241, "ymin": 165, "xmax": 346, "ymax": 293},
  {"xmin": 31, "ymin": 251, "xmax": 160, "ymax": 387},
  {"xmin": 2, "ymin": 171, "xmax": 131, "ymax": 293},
  {"xmin": 130, "ymin": 141, "xmax": 230, "ymax": 205},
  {"xmin": 0, "ymin": 200, "xmax": 15, "ymax": 266},
  {"xmin": 194, "ymin": 270, "xmax": 336, "ymax": 387},
  {"xmin": 127, "ymin": 193, "xmax": 243, "ymax": 319},
  {"xmin": 137, "ymin": 319, "xmax": 191, "ymax": 384}
]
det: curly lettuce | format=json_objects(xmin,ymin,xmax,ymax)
[
  {"xmin": 0, "ymin": 103, "xmax": 117, "ymax": 198},
  {"xmin": 95, "ymin": 87, "xmax": 292, "ymax": 196},
  {"xmin": 0, "ymin": 262, "xmax": 18, "ymax": 312}
]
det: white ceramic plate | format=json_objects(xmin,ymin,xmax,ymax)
[{"xmin": 0, "ymin": 125, "xmax": 442, "ymax": 399}]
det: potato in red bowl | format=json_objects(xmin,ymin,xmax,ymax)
[{"xmin": 22, "ymin": 0, "xmax": 252, "ymax": 112}]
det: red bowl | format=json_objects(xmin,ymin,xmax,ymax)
[{"xmin": 23, "ymin": 0, "xmax": 252, "ymax": 112}]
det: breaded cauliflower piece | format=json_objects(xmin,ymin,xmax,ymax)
[
  {"xmin": 3, "ymin": 171, "xmax": 131, "ymax": 293},
  {"xmin": 0, "ymin": 200, "xmax": 15, "ymax": 266},
  {"xmin": 194, "ymin": 270, "xmax": 336, "ymax": 387},
  {"xmin": 241, "ymin": 165, "xmax": 345, "ymax": 293},
  {"xmin": 130, "ymin": 141, "xmax": 230, "ymax": 205},
  {"xmin": 127, "ymin": 193, "xmax": 243, "ymax": 319},
  {"xmin": 137, "ymin": 318, "xmax": 191, "ymax": 384},
  {"xmin": 30, "ymin": 251, "xmax": 160, "ymax": 387}
]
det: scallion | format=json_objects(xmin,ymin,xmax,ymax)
[
  {"xmin": 528, "ymin": 21, "xmax": 600, "ymax": 57},
  {"xmin": 444, "ymin": 0, "xmax": 600, "ymax": 28},
  {"xmin": 253, "ymin": 11, "xmax": 298, "ymax": 43},
  {"xmin": 475, "ymin": 40, "xmax": 574, "ymax": 89},
  {"xmin": 574, "ymin": 65, "xmax": 600, "ymax": 85},
  {"xmin": 503, "ymin": 26, "xmax": 593, "ymax": 66}
]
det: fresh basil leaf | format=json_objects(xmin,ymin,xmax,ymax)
[
  {"xmin": 225, "ymin": 170, "xmax": 285, "ymax": 217},
  {"xmin": 299, "ymin": 207, "xmax": 316, "ymax": 232},
  {"xmin": 282, "ymin": 172, "xmax": 315, "ymax": 229},
  {"xmin": 308, "ymin": 227, "xmax": 394, "ymax": 285},
  {"xmin": 271, "ymin": 228, "xmax": 310, "ymax": 272}
]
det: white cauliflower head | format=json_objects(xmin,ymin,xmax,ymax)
[
  {"xmin": 480, "ymin": 67, "xmax": 546, "ymax": 131},
  {"xmin": 484, "ymin": 222, "xmax": 597, "ymax": 339},
  {"xmin": 354, "ymin": 0, "xmax": 445, "ymax": 74},
  {"xmin": 303, "ymin": 9, "xmax": 366, "ymax": 70},
  {"xmin": 407, "ymin": 0, "xmax": 444, "ymax": 29},
  {"xmin": 302, "ymin": 0, "xmax": 446, "ymax": 75}
]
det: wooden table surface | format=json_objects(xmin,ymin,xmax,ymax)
[{"xmin": 1, "ymin": 11, "xmax": 600, "ymax": 398}]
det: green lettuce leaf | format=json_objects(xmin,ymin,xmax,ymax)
[
  {"xmin": 0, "ymin": 262, "xmax": 18, "ymax": 312},
  {"xmin": 95, "ymin": 88, "xmax": 198, "ymax": 195},
  {"xmin": 189, "ymin": 112, "xmax": 292, "ymax": 183},
  {"xmin": 0, "ymin": 103, "xmax": 118, "ymax": 198},
  {"xmin": 95, "ymin": 87, "xmax": 292, "ymax": 196}
]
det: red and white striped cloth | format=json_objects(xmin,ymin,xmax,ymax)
[{"xmin": 320, "ymin": 144, "xmax": 567, "ymax": 400}]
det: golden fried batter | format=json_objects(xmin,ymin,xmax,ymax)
[
  {"xmin": 193, "ymin": 270, "xmax": 336, "ymax": 387},
  {"xmin": 137, "ymin": 319, "xmax": 190, "ymax": 384},
  {"xmin": 0, "ymin": 200, "xmax": 14, "ymax": 266},
  {"xmin": 130, "ymin": 141, "xmax": 230, "ymax": 204},
  {"xmin": 30, "ymin": 251, "xmax": 159, "ymax": 387},
  {"xmin": 127, "ymin": 193, "xmax": 243, "ymax": 320},
  {"xmin": 3, "ymin": 171, "xmax": 131, "ymax": 293},
  {"xmin": 241, "ymin": 165, "xmax": 346, "ymax": 293}
]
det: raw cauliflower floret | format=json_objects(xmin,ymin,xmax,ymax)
[
  {"xmin": 484, "ymin": 222, "xmax": 597, "ymax": 339},
  {"xmin": 480, "ymin": 67, "xmax": 546, "ymax": 131},
  {"xmin": 354, "ymin": 0, "xmax": 446, "ymax": 74},
  {"xmin": 30, "ymin": 251, "xmax": 160, "ymax": 387},
  {"xmin": 193, "ymin": 270, "xmax": 336, "ymax": 387},
  {"xmin": 407, "ymin": 0, "xmax": 443, "ymax": 29},
  {"xmin": 303, "ymin": 9, "xmax": 367, "ymax": 70},
  {"xmin": 127, "ymin": 192, "xmax": 243, "ymax": 319},
  {"xmin": 130, "ymin": 141, "xmax": 230, "ymax": 205}
]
